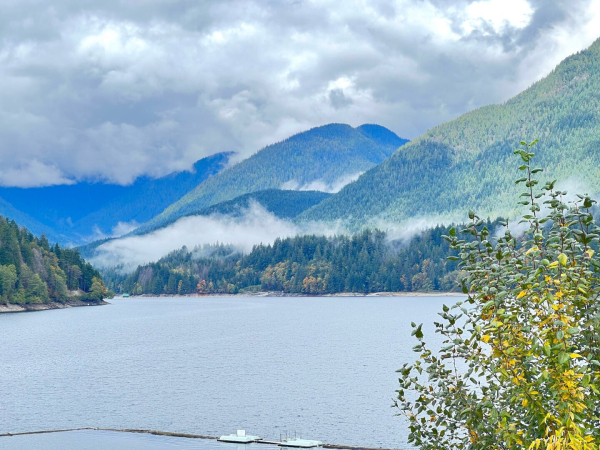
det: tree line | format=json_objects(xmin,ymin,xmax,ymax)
[
  {"xmin": 0, "ymin": 216, "xmax": 110, "ymax": 305},
  {"xmin": 102, "ymin": 221, "xmax": 501, "ymax": 296}
]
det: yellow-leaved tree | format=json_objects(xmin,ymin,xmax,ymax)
[{"xmin": 396, "ymin": 141, "xmax": 600, "ymax": 449}]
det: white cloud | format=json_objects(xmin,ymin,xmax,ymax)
[
  {"xmin": 0, "ymin": 0, "xmax": 598, "ymax": 186},
  {"xmin": 282, "ymin": 171, "xmax": 364, "ymax": 193},
  {"xmin": 463, "ymin": 0, "xmax": 534, "ymax": 34},
  {"xmin": 89, "ymin": 220, "xmax": 140, "ymax": 242},
  {"xmin": 111, "ymin": 221, "xmax": 140, "ymax": 237},
  {"xmin": 91, "ymin": 201, "xmax": 346, "ymax": 271},
  {"xmin": 0, "ymin": 160, "xmax": 74, "ymax": 187}
]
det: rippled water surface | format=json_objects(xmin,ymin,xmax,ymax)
[{"xmin": 0, "ymin": 296, "xmax": 456, "ymax": 448}]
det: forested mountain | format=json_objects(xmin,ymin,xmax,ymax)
[
  {"xmin": 301, "ymin": 37, "xmax": 600, "ymax": 229},
  {"xmin": 198, "ymin": 189, "xmax": 330, "ymax": 218},
  {"xmin": 138, "ymin": 189, "xmax": 331, "ymax": 235},
  {"xmin": 0, "ymin": 216, "xmax": 109, "ymax": 305},
  {"xmin": 101, "ymin": 221, "xmax": 496, "ymax": 296},
  {"xmin": 0, "ymin": 152, "xmax": 230, "ymax": 243},
  {"xmin": 64, "ymin": 153, "xmax": 231, "ymax": 240},
  {"xmin": 134, "ymin": 124, "xmax": 408, "ymax": 234}
]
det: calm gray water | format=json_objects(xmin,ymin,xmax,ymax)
[
  {"xmin": 0, "ymin": 430, "xmax": 276, "ymax": 450},
  {"xmin": 0, "ymin": 296, "xmax": 456, "ymax": 449}
]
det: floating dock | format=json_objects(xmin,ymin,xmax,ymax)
[
  {"xmin": 0, "ymin": 427, "xmax": 403, "ymax": 449},
  {"xmin": 218, "ymin": 430, "xmax": 261, "ymax": 443},
  {"xmin": 280, "ymin": 438, "xmax": 323, "ymax": 448}
]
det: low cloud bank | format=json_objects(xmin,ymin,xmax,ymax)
[
  {"xmin": 281, "ymin": 171, "xmax": 363, "ymax": 193},
  {"xmin": 91, "ymin": 202, "xmax": 345, "ymax": 272},
  {"xmin": 90, "ymin": 220, "xmax": 141, "ymax": 242}
]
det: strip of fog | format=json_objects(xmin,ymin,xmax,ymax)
[{"xmin": 91, "ymin": 202, "xmax": 346, "ymax": 271}]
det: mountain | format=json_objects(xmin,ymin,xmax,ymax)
[
  {"xmin": 197, "ymin": 189, "xmax": 331, "ymax": 219},
  {"xmin": 0, "ymin": 196, "xmax": 67, "ymax": 244},
  {"xmin": 64, "ymin": 152, "xmax": 231, "ymax": 240},
  {"xmin": 78, "ymin": 189, "xmax": 331, "ymax": 259},
  {"xmin": 300, "ymin": 38, "xmax": 600, "ymax": 228},
  {"xmin": 0, "ymin": 183, "xmax": 129, "ymax": 228},
  {"xmin": 134, "ymin": 123, "xmax": 408, "ymax": 234},
  {"xmin": 0, "ymin": 152, "xmax": 231, "ymax": 243}
]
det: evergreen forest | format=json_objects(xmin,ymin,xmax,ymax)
[
  {"xmin": 302, "ymin": 37, "xmax": 600, "ymax": 230},
  {"xmin": 137, "ymin": 123, "xmax": 407, "ymax": 234},
  {"xmin": 101, "ymin": 221, "xmax": 497, "ymax": 296},
  {"xmin": 0, "ymin": 216, "xmax": 110, "ymax": 305}
]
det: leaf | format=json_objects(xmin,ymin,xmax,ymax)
[{"xmin": 557, "ymin": 253, "xmax": 568, "ymax": 267}]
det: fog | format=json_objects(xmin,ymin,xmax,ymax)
[
  {"xmin": 281, "ymin": 172, "xmax": 364, "ymax": 194},
  {"xmin": 91, "ymin": 201, "xmax": 346, "ymax": 271}
]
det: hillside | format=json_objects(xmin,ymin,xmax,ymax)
[
  {"xmin": 140, "ymin": 189, "xmax": 331, "ymax": 234},
  {"xmin": 0, "ymin": 216, "xmax": 109, "ymax": 306},
  {"xmin": 0, "ymin": 152, "xmax": 230, "ymax": 243},
  {"xmin": 78, "ymin": 189, "xmax": 331, "ymax": 260},
  {"xmin": 200, "ymin": 189, "xmax": 330, "ymax": 218},
  {"xmin": 301, "ymin": 38, "xmax": 600, "ymax": 228},
  {"xmin": 134, "ymin": 123, "xmax": 408, "ymax": 234}
]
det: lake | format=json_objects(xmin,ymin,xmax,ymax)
[{"xmin": 0, "ymin": 296, "xmax": 458, "ymax": 449}]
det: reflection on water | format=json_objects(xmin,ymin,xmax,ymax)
[{"xmin": 0, "ymin": 296, "xmax": 456, "ymax": 448}]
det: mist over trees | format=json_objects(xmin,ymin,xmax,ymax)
[{"xmin": 101, "ymin": 221, "xmax": 501, "ymax": 296}]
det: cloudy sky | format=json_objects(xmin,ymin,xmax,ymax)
[{"xmin": 1, "ymin": 0, "xmax": 599, "ymax": 187}]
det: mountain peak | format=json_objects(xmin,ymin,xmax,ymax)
[
  {"xmin": 133, "ymin": 122, "xmax": 408, "ymax": 233},
  {"xmin": 356, "ymin": 124, "xmax": 408, "ymax": 149},
  {"xmin": 301, "ymin": 38, "xmax": 600, "ymax": 229}
]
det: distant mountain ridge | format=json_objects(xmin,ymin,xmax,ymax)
[
  {"xmin": 134, "ymin": 123, "xmax": 408, "ymax": 234},
  {"xmin": 0, "ymin": 196, "xmax": 66, "ymax": 244},
  {"xmin": 301, "ymin": 37, "xmax": 600, "ymax": 228},
  {"xmin": 64, "ymin": 152, "xmax": 231, "ymax": 240},
  {"xmin": 0, "ymin": 153, "xmax": 231, "ymax": 243}
]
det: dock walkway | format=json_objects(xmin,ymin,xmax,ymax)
[{"xmin": 0, "ymin": 427, "xmax": 405, "ymax": 450}]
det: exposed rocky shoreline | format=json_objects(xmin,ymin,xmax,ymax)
[
  {"xmin": 0, "ymin": 299, "xmax": 109, "ymax": 314},
  {"xmin": 124, "ymin": 291, "xmax": 464, "ymax": 298}
]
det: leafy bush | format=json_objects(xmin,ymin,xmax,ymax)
[{"xmin": 397, "ymin": 142, "xmax": 600, "ymax": 449}]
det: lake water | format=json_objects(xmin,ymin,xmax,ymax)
[
  {"xmin": 0, "ymin": 296, "xmax": 457, "ymax": 449},
  {"xmin": 0, "ymin": 430, "xmax": 278, "ymax": 450}
]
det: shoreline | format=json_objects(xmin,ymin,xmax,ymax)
[
  {"xmin": 0, "ymin": 299, "xmax": 109, "ymax": 314},
  {"xmin": 120, "ymin": 291, "xmax": 465, "ymax": 298}
]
